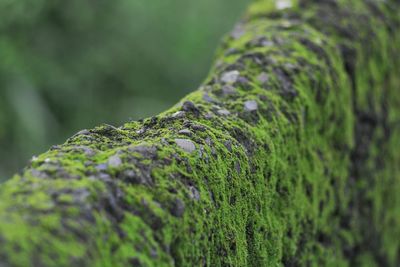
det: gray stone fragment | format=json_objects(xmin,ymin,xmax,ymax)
[
  {"xmin": 50, "ymin": 145, "xmax": 61, "ymax": 151},
  {"xmin": 257, "ymin": 72, "xmax": 270, "ymax": 84},
  {"xmin": 150, "ymin": 248, "xmax": 158, "ymax": 259},
  {"xmin": 235, "ymin": 160, "xmax": 241, "ymax": 174},
  {"xmin": 224, "ymin": 141, "xmax": 233, "ymax": 152},
  {"xmin": 175, "ymin": 139, "xmax": 196, "ymax": 153},
  {"xmin": 191, "ymin": 124, "xmax": 206, "ymax": 132},
  {"xmin": 205, "ymin": 137, "xmax": 212, "ymax": 146},
  {"xmin": 171, "ymin": 198, "xmax": 185, "ymax": 217},
  {"xmin": 189, "ymin": 186, "xmax": 201, "ymax": 201},
  {"xmin": 203, "ymin": 93, "xmax": 216, "ymax": 103},
  {"xmin": 217, "ymin": 109, "xmax": 231, "ymax": 116},
  {"xmin": 171, "ymin": 111, "xmax": 186, "ymax": 119},
  {"xmin": 178, "ymin": 129, "xmax": 192, "ymax": 136},
  {"xmin": 121, "ymin": 169, "xmax": 149, "ymax": 185},
  {"xmin": 30, "ymin": 169, "xmax": 49, "ymax": 179},
  {"xmin": 261, "ymin": 40, "xmax": 274, "ymax": 47},
  {"xmin": 231, "ymin": 24, "xmax": 245, "ymax": 39},
  {"xmin": 84, "ymin": 161, "xmax": 93, "ymax": 167},
  {"xmin": 276, "ymin": 0, "xmax": 292, "ymax": 10},
  {"xmin": 129, "ymin": 144, "xmax": 157, "ymax": 156},
  {"xmin": 225, "ymin": 48, "xmax": 240, "ymax": 56},
  {"xmin": 71, "ymin": 145, "xmax": 96, "ymax": 157},
  {"xmin": 204, "ymin": 112, "xmax": 214, "ymax": 119},
  {"xmin": 72, "ymin": 129, "xmax": 90, "ymax": 138},
  {"xmin": 72, "ymin": 188, "xmax": 91, "ymax": 203},
  {"xmin": 244, "ymin": 100, "xmax": 258, "ymax": 112},
  {"xmin": 181, "ymin": 101, "xmax": 199, "ymax": 115},
  {"xmin": 136, "ymin": 128, "xmax": 146, "ymax": 135},
  {"xmin": 237, "ymin": 76, "xmax": 249, "ymax": 85},
  {"xmin": 108, "ymin": 155, "xmax": 122, "ymax": 167},
  {"xmin": 222, "ymin": 85, "xmax": 236, "ymax": 96},
  {"xmin": 221, "ymin": 70, "xmax": 240, "ymax": 84},
  {"xmin": 95, "ymin": 164, "xmax": 108, "ymax": 171}
]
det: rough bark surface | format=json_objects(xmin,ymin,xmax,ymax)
[{"xmin": 0, "ymin": 0, "xmax": 399, "ymax": 266}]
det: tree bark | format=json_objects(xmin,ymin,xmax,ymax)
[{"xmin": 0, "ymin": 0, "xmax": 399, "ymax": 266}]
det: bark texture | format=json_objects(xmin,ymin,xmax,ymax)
[{"xmin": 1, "ymin": 0, "xmax": 400, "ymax": 266}]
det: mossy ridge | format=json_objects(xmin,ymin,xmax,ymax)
[{"xmin": 0, "ymin": 0, "xmax": 399, "ymax": 266}]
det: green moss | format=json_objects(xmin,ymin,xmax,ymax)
[{"xmin": 0, "ymin": 0, "xmax": 399, "ymax": 266}]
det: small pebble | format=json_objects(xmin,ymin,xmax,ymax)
[
  {"xmin": 261, "ymin": 40, "xmax": 274, "ymax": 47},
  {"xmin": 205, "ymin": 112, "xmax": 214, "ymax": 119},
  {"xmin": 224, "ymin": 141, "xmax": 233, "ymax": 152},
  {"xmin": 244, "ymin": 100, "xmax": 258, "ymax": 112},
  {"xmin": 178, "ymin": 129, "xmax": 192, "ymax": 136},
  {"xmin": 225, "ymin": 48, "xmax": 240, "ymax": 56},
  {"xmin": 172, "ymin": 111, "xmax": 186, "ymax": 119},
  {"xmin": 130, "ymin": 144, "xmax": 157, "ymax": 154},
  {"xmin": 73, "ymin": 146, "xmax": 96, "ymax": 157},
  {"xmin": 30, "ymin": 169, "xmax": 48, "ymax": 179},
  {"xmin": 99, "ymin": 173, "xmax": 112, "ymax": 182},
  {"xmin": 217, "ymin": 109, "xmax": 231, "ymax": 116},
  {"xmin": 150, "ymin": 249, "xmax": 158, "ymax": 259},
  {"xmin": 235, "ymin": 161, "xmax": 241, "ymax": 174},
  {"xmin": 171, "ymin": 198, "xmax": 185, "ymax": 217},
  {"xmin": 73, "ymin": 129, "xmax": 90, "ymax": 137},
  {"xmin": 276, "ymin": 0, "xmax": 292, "ymax": 10},
  {"xmin": 231, "ymin": 24, "xmax": 245, "ymax": 39},
  {"xmin": 221, "ymin": 70, "xmax": 240, "ymax": 84},
  {"xmin": 222, "ymin": 85, "xmax": 236, "ymax": 96},
  {"xmin": 237, "ymin": 76, "xmax": 249, "ymax": 85},
  {"xmin": 205, "ymin": 137, "xmax": 212, "ymax": 146},
  {"xmin": 257, "ymin": 72, "xmax": 270, "ymax": 84},
  {"xmin": 181, "ymin": 101, "xmax": 199, "ymax": 114},
  {"xmin": 189, "ymin": 186, "xmax": 201, "ymax": 201},
  {"xmin": 108, "ymin": 155, "xmax": 122, "ymax": 167},
  {"xmin": 96, "ymin": 164, "xmax": 108, "ymax": 171},
  {"xmin": 136, "ymin": 128, "xmax": 145, "ymax": 135},
  {"xmin": 175, "ymin": 139, "xmax": 196, "ymax": 153},
  {"xmin": 191, "ymin": 124, "xmax": 206, "ymax": 132},
  {"xmin": 203, "ymin": 93, "xmax": 216, "ymax": 103}
]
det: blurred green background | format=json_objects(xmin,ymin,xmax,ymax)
[{"xmin": 0, "ymin": 0, "xmax": 249, "ymax": 180}]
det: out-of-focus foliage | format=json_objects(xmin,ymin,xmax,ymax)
[{"xmin": 0, "ymin": 0, "xmax": 249, "ymax": 179}]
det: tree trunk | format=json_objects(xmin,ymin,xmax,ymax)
[{"xmin": 0, "ymin": 1, "xmax": 399, "ymax": 266}]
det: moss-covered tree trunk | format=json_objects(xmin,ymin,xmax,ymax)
[{"xmin": 1, "ymin": 0, "xmax": 399, "ymax": 266}]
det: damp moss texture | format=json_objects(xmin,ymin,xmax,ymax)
[{"xmin": 1, "ymin": 0, "xmax": 400, "ymax": 266}]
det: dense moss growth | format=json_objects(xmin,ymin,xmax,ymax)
[{"xmin": 0, "ymin": 0, "xmax": 399, "ymax": 266}]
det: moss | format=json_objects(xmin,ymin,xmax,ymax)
[{"xmin": 0, "ymin": 0, "xmax": 399, "ymax": 266}]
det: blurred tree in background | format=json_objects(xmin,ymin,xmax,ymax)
[{"xmin": 0, "ymin": 0, "xmax": 249, "ymax": 180}]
